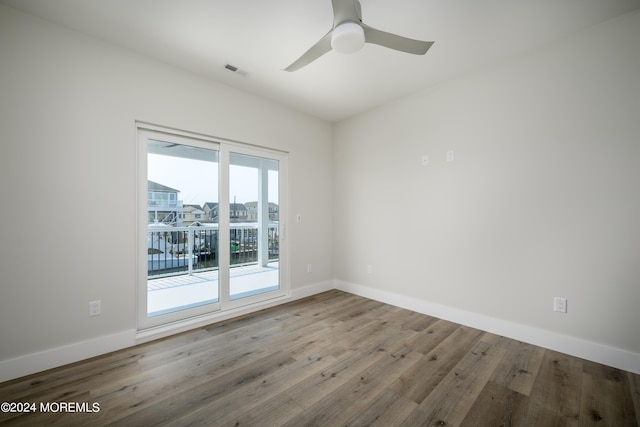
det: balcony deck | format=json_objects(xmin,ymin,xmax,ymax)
[{"xmin": 147, "ymin": 263, "xmax": 279, "ymax": 316}]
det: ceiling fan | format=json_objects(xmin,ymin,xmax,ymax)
[{"xmin": 284, "ymin": 0, "xmax": 433, "ymax": 72}]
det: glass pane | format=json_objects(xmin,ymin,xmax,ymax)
[
  {"xmin": 146, "ymin": 139, "xmax": 220, "ymax": 316},
  {"xmin": 229, "ymin": 152, "xmax": 279, "ymax": 300}
]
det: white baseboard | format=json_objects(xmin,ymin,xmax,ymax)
[
  {"xmin": 4, "ymin": 279, "xmax": 635, "ymax": 384},
  {"xmin": 0, "ymin": 281, "xmax": 335, "ymax": 383},
  {"xmin": 335, "ymin": 280, "xmax": 640, "ymax": 375},
  {"xmin": 291, "ymin": 279, "xmax": 335, "ymax": 300},
  {"xmin": 0, "ymin": 330, "xmax": 136, "ymax": 383}
]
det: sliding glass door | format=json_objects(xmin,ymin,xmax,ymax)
[
  {"xmin": 227, "ymin": 151, "xmax": 280, "ymax": 306},
  {"xmin": 137, "ymin": 126, "xmax": 287, "ymax": 329}
]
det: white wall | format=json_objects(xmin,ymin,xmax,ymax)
[
  {"xmin": 1, "ymin": 3, "xmax": 638, "ymax": 381},
  {"xmin": 0, "ymin": 5, "xmax": 333, "ymax": 380},
  {"xmin": 334, "ymin": 11, "xmax": 640, "ymax": 372}
]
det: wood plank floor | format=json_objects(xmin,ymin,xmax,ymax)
[{"xmin": 1, "ymin": 290, "xmax": 638, "ymax": 426}]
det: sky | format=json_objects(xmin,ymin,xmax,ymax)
[{"xmin": 147, "ymin": 153, "xmax": 278, "ymax": 206}]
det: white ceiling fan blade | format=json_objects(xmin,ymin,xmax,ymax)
[
  {"xmin": 284, "ymin": 30, "xmax": 333, "ymax": 72},
  {"xmin": 284, "ymin": 0, "xmax": 433, "ymax": 71},
  {"xmin": 362, "ymin": 23, "xmax": 433, "ymax": 55},
  {"xmin": 331, "ymin": 0, "xmax": 362, "ymax": 27}
]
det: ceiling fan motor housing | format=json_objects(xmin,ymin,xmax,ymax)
[
  {"xmin": 331, "ymin": 22, "xmax": 365, "ymax": 54},
  {"xmin": 284, "ymin": 0, "xmax": 432, "ymax": 71}
]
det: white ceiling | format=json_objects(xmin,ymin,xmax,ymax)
[{"xmin": 2, "ymin": 0, "xmax": 639, "ymax": 122}]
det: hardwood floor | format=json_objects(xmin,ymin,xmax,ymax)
[{"xmin": 1, "ymin": 290, "xmax": 638, "ymax": 426}]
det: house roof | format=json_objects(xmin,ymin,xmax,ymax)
[
  {"xmin": 147, "ymin": 180, "xmax": 180, "ymax": 193},
  {"xmin": 183, "ymin": 205, "xmax": 205, "ymax": 214},
  {"xmin": 244, "ymin": 201, "xmax": 279, "ymax": 210}
]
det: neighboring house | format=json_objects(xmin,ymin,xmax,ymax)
[
  {"xmin": 204, "ymin": 202, "xmax": 249, "ymax": 222},
  {"xmin": 230, "ymin": 203, "xmax": 248, "ymax": 222},
  {"xmin": 147, "ymin": 181, "xmax": 183, "ymax": 225},
  {"xmin": 183, "ymin": 204, "xmax": 205, "ymax": 226},
  {"xmin": 268, "ymin": 202, "xmax": 279, "ymax": 221},
  {"xmin": 203, "ymin": 202, "xmax": 218, "ymax": 220},
  {"xmin": 245, "ymin": 202, "xmax": 257, "ymax": 221},
  {"xmin": 245, "ymin": 202, "xmax": 279, "ymax": 221}
]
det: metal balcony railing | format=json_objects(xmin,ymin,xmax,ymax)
[
  {"xmin": 147, "ymin": 223, "xmax": 279, "ymax": 278},
  {"xmin": 147, "ymin": 200, "xmax": 183, "ymax": 208}
]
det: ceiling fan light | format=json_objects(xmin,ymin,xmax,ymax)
[{"xmin": 331, "ymin": 22, "xmax": 365, "ymax": 54}]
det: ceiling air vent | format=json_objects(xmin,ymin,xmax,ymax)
[{"xmin": 224, "ymin": 64, "xmax": 248, "ymax": 77}]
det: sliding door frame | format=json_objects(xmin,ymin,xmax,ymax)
[
  {"xmin": 221, "ymin": 143, "xmax": 288, "ymax": 311},
  {"xmin": 136, "ymin": 123, "xmax": 289, "ymax": 332}
]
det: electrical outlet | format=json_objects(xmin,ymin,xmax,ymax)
[
  {"xmin": 89, "ymin": 300, "xmax": 101, "ymax": 316},
  {"xmin": 307, "ymin": 263, "xmax": 312, "ymax": 273},
  {"xmin": 446, "ymin": 150, "xmax": 455, "ymax": 162},
  {"xmin": 367, "ymin": 265, "xmax": 373, "ymax": 274},
  {"xmin": 421, "ymin": 155, "xmax": 428, "ymax": 166},
  {"xmin": 553, "ymin": 297, "xmax": 567, "ymax": 313}
]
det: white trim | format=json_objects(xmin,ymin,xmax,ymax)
[
  {"xmin": 136, "ymin": 294, "xmax": 289, "ymax": 344},
  {"xmin": 0, "ymin": 280, "xmax": 335, "ymax": 383},
  {"xmin": 136, "ymin": 125, "xmax": 290, "ymax": 330},
  {"xmin": 2, "ymin": 279, "xmax": 637, "ymax": 382},
  {"xmin": 136, "ymin": 280, "xmax": 334, "ymax": 344},
  {"xmin": 291, "ymin": 280, "xmax": 336, "ymax": 300},
  {"xmin": 0, "ymin": 330, "xmax": 136, "ymax": 383},
  {"xmin": 135, "ymin": 121, "xmax": 289, "ymax": 155},
  {"xmin": 335, "ymin": 280, "xmax": 640, "ymax": 375}
]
